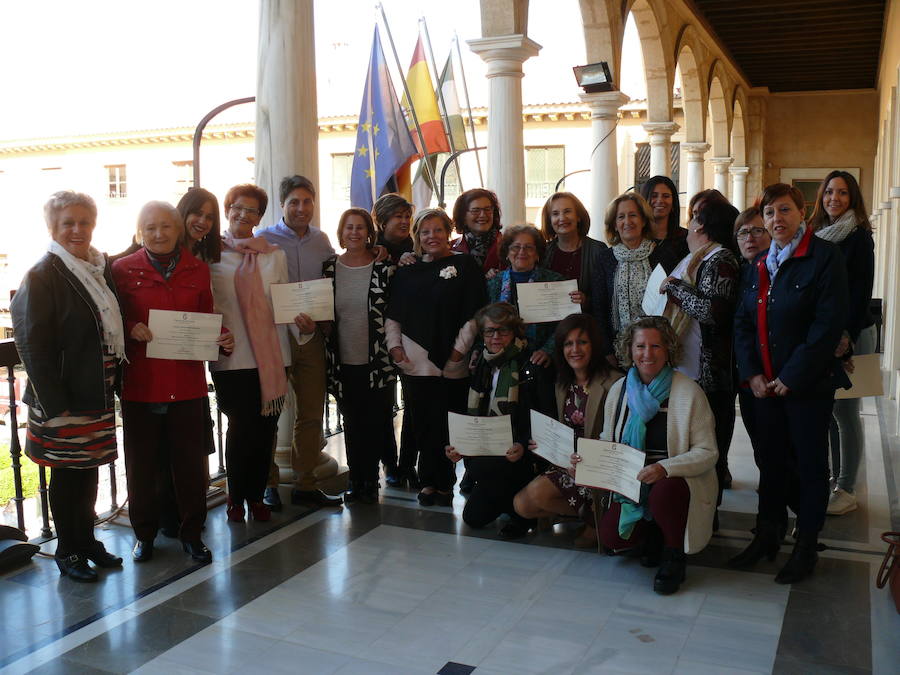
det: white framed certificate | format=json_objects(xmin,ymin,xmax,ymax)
[
  {"xmin": 270, "ymin": 278, "xmax": 334, "ymax": 323},
  {"xmin": 575, "ymin": 438, "xmax": 645, "ymax": 503},
  {"xmin": 529, "ymin": 409, "xmax": 575, "ymax": 468},
  {"xmin": 146, "ymin": 309, "xmax": 223, "ymax": 362},
  {"xmin": 515, "ymin": 279, "xmax": 578, "ymax": 324},
  {"xmin": 448, "ymin": 412, "xmax": 513, "ymax": 457},
  {"xmin": 641, "ymin": 263, "xmax": 668, "ymax": 316}
]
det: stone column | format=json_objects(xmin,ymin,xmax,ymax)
[
  {"xmin": 730, "ymin": 166, "xmax": 750, "ymax": 210},
  {"xmin": 255, "ymin": 0, "xmax": 320, "ymax": 229},
  {"xmin": 681, "ymin": 142, "xmax": 709, "ymax": 205},
  {"xmin": 468, "ymin": 34, "xmax": 541, "ymax": 226},
  {"xmin": 642, "ymin": 122, "xmax": 679, "ymax": 178},
  {"xmin": 710, "ymin": 157, "xmax": 733, "ymax": 199},
  {"xmin": 579, "ymin": 91, "xmax": 630, "ymax": 241}
]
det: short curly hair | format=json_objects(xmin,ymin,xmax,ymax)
[
  {"xmin": 473, "ymin": 302, "xmax": 525, "ymax": 340},
  {"xmin": 615, "ymin": 315, "xmax": 683, "ymax": 369},
  {"xmin": 499, "ymin": 225, "xmax": 546, "ymax": 262}
]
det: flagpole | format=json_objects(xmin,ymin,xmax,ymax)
[
  {"xmin": 376, "ymin": 3, "xmax": 438, "ymax": 198},
  {"xmin": 420, "ymin": 17, "xmax": 464, "ymax": 195},
  {"xmin": 454, "ymin": 32, "xmax": 484, "ymax": 187}
]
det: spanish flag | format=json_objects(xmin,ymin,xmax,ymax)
[{"xmin": 402, "ymin": 36, "xmax": 450, "ymax": 156}]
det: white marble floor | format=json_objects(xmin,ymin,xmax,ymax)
[{"xmin": 134, "ymin": 525, "xmax": 789, "ymax": 675}]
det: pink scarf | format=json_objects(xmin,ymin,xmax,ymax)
[{"xmin": 223, "ymin": 233, "xmax": 287, "ymax": 416}]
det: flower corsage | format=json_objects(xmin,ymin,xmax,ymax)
[{"xmin": 439, "ymin": 265, "xmax": 458, "ymax": 280}]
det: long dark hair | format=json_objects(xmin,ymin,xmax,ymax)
[
  {"xmin": 808, "ymin": 170, "xmax": 872, "ymax": 233},
  {"xmin": 176, "ymin": 188, "xmax": 221, "ymax": 263},
  {"xmin": 639, "ymin": 176, "xmax": 681, "ymax": 238},
  {"xmin": 553, "ymin": 313, "xmax": 609, "ymax": 388}
]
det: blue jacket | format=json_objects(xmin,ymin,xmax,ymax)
[{"xmin": 734, "ymin": 229, "xmax": 850, "ymax": 395}]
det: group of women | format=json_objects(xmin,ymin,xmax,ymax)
[{"xmin": 11, "ymin": 170, "xmax": 873, "ymax": 593}]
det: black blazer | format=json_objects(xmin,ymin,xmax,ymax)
[
  {"xmin": 734, "ymin": 232, "xmax": 849, "ymax": 395},
  {"xmin": 835, "ymin": 227, "xmax": 875, "ymax": 343},
  {"xmin": 11, "ymin": 253, "xmax": 120, "ymax": 418}
]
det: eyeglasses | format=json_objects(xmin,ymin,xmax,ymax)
[
  {"xmin": 508, "ymin": 244, "xmax": 536, "ymax": 253},
  {"xmin": 230, "ymin": 205, "xmax": 260, "ymax": 216},
  {"xmin": 467, "ymin": 207, "xmax": 492, "ymax": 216},
  {"xmin": 736, "ymin": 226, "xmax": 767, "ymax": 241},
  {"xmin": 482, "ymin": 327, "xmax": 513, "ymax": 337}
]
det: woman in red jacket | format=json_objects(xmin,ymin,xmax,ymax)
[{"xmin": 113, "ymin": 201, "xmax": 232, "ymax": 565}]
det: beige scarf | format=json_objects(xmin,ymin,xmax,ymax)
[{"xmin": 663, "ymin": 242, "xmax": 717, "ymax": 339}]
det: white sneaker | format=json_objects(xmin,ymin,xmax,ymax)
[{"xmin": 826, "ymin": 488, "xmax": 858, "ymax": 515}]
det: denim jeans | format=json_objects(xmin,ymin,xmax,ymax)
[{"xmin": 830, "ymin": 324, "xmax": 877, "ymax": 493}]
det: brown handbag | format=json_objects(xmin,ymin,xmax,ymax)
[{"xmin": 876, "ymin": 531, "xmax": 900, "ymax": 614}]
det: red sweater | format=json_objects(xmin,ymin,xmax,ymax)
[{"xmin": 112, "ymin": 247, "xmax": 214, "ymax": 403}]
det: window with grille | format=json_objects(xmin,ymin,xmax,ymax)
[
  {"xmin": 106, "ymin": 165, "xmax": 126, "ymax": 199},
  {"xmin": 172, "ymin": 161, "xmax": 193, "ymax": 197},
  {"xmin": 526, "ymin": 146, "xmax": 565, "ymax": 200},
  {"xmin": 332, "ymin": 153, "xmax": 353, "ymax": 202},
  {"xmin": 634, "ymin": 143, "xmax": 680, "ymax": 192},
  {"xmin": 435, "ymin": 153, "xmax": 462, "ymax": 205}
]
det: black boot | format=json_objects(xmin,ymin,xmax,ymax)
[
  {"xmin": 359, "ymin": 481, "xmax": 379, "ymax": 505},
  {"xmin": 640, "ymin": 522, "xmax": 664, "ymax": 567},
  {"xmin": 344, "ymin": 480, "xmax": 360, "ymax": 503},
  {"xmin": 653, "ymin": 547, "xmax": 686, "ymax": 595},
  {"xmin": 774, "ymin": 532, "xmax": 818, "ymax": 584},
  {"xmin": 727, "ymin": 518, "xmax": 780, "ymax": 569}
]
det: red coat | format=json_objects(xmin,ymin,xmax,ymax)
[
  {"xmin": 112, "ymin": 247, "xmax": 214, "ymax": 403},
  {"xmin": 451, "ymin": 229, "xmax": 503, "ymax": 273}
]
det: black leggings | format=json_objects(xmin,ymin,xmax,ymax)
[{"xmin": 49, "ymin": 467, "xmax": 99, "ymax": 556}]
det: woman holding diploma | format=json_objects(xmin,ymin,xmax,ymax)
[
  {"xmin": 386, "ymin": 208, "xmax": 487, "ymax": 506},
  {"xmin": 114, "ymin": 201, "xmax": 231, "ymax": 565},
  {"xmin": 12, "ymin": 191, "xmax": 125, "ymax": 582},
  {"xmin": 445, "ymin": 303, "xmax": 552, "ymax": 538},
  {"xmin": 209, "ymin": 184, "xmax": 292, "ymax": 524},
  {"xmin": 322, "ymin": 208, "xmax": 396, "ymax": 504},
  {"xmin": 587, "ymin": 316, "xmax": 717, "ymax": 595},
  {"xmin": 513, "ymin": 313, "xmax": 621, "ymax": 548},
  {"xmin": 590, "ymin": 193, "xmax": 682, "ymax": 366},
  {"xmin": 731, "ymin": 183, "xmax": 848, "ymax": 584}
]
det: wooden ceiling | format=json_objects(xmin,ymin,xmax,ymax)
[{"xmin": 689, "ymin": 0, "xmax": 887, "ymax": 92}]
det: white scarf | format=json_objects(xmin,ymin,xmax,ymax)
[
  {"xmin": 49, "ymin": 241, "xmax": 126, "ymax": 362},
  {"xmin": 765, "ymin": 222, "xmax": 806, "ymax": 282},
  {"xmin": 814, "ymin": 210, "xmax": 857, "ymax": 243},
  {"xmin": 612, "ymin": 239, "xmax": 654, "ymax": 332}
]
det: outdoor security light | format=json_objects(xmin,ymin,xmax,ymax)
[{"xmin": 573, "ymin": 62, "xmax": 614, "ymax": 92}]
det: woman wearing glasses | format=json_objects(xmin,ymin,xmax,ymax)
[
  {"xmin": 209, "ymin": 184, "xmax": 291, "ymax": 524},
  {"xmin": 451, "ymin": 188, "xmax": 503, "ymax": 273}
]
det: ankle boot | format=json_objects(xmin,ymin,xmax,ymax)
[
  {"xmin": 727, "ymin": 518, "xmax": 780, "ymax": 569},
  {"xmin": 640, "ymin": 522, "xmax": 664, "ymax": 567},
  {"xmin": 774, "ymin": 532, "xmax": 818, "ymax": 584},
  {"xmin": 653, "ymin": 547, "xmax": 686, "ymax": 595}
]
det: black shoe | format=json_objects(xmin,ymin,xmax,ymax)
[
  {"xmin": 458, "ymin": 470, "xmax": 474, "ymax": 495},
  {"xmin": 84, "ymin": 542, "xmax": 123, "ymax": 568},
  {"xmin": 159, "ymin": 525, "xmax": 180, "ymax": 539},
  {"xmin": 55, "ymin": 553, "xmax": 98, "ymax": 582},
  {"xmin": 182, "ymin": 540, "xmax": 212, "ymax": 564},
  {"xmin": 132, "ymin": 540, "xmax": 154, "ymax": 563},
  {"xmin": 387, "ymin": 467, "xmax": 419, "ymax": 489},
  {"xmin": 263, "ymin": 487, "xmax": 283, "ymax": 512},
  {"xmin": 344, "ymin": 480, "xmax": 361, "ymax": 504},
  {"xmin": 498, "ymin": 520, "xmax": 530, "ymax": 539},
  {"xmin": 417, "ymin": 490, "xmax": 436, "ymax": 506},
  {"xmin": 727, "ymin": 519, "xmax": 780, "ymax": 569},
  {"xmin": 640, "ymin": 523, "xmax": 664, "ymax": 568},
  {"xmin": 654, "ymin": 548, "xmax": 686, "ymax": 595},
  {"xmin": 359, "ymin": 481, "xmax": 379, "ymax": 505},
  {"xmin": 384, "ymin": 471, "xmax": 404, "ymax": 488},
  {"xmin": 433, "ymin": 491, "xmax": 453, "ymax": 507},
  {"xmin": 774, "ymin": 533, "xmax": 818, "ymax": 584},
  {"xmin": 291, "ymin": 488, "xmax": 343, "ymax": 506}
]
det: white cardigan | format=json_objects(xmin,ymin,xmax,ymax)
[
  {"xmin": 209, "ymin": 248, "xmax": 292, "ymax": 372},
  {"xmin": 600, "ymin": 371, "xmax": 718, "ymax": 554}
]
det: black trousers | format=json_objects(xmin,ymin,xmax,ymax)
[
  {"xmin": 49, "ymin": 467, "xmax": 99, "ymax": 556},
  {"xmin": 753, "ymin": 393, "xmax": 834, "ymax": 534},
  {"xmin": 122, "ymin": 399, "xmax": 208, "ymax": 542},
  {"xmin": 212, "ymin": 369, "xmax": 279, "ymax": 505},
  {"xmin": 462, "ymin": 456, "xmax": 534, "ymax": 528},
  {"xmin": 400, "ymin": 375, "xmax": 468, "ymax": 491},
  {"xmin": 706, "ymin": 390, "xmax": 736, "ymax": 505},
  {"xmin": 380, "ymin": 380, "xmax": 399, "ymax": 471},
  {"xmin": 338, "ymin": 365, "xmax": 393, "ymax": 483},
  {"xmin": 398, "ymin": 393, "xmax": 417, "ymax": 471}
]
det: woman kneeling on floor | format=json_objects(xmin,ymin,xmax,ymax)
[
  {"xmin": 445, "ymin": 303, "xmax": 552, "ymax": 538},
  {"xmin": 583, "ymin": 316, "xmax": 718, "ymax": 595},
  {"xmin": 512, "ymin": 313, "xmax": 621, "ymax": 548}
]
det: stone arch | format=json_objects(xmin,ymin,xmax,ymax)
[
  {"xmin": 731, "ymin": 88, "xmax": 749, "ymax": 167},
  {"xmin": 626, "ymin": 0, "xmax": 675, "ymax": 122},
  {"xmin": 579, "ymin": 0, "xmax": 624, "ymax": 86},
  {"xmin": 673, "ymin": 24, "xmax": 707, "ymax": 142},
  {"xmin": 707, "ymin": 59, "xmax": 732, "ymax": 157}
]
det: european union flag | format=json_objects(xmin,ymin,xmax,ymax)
[{"xmin": 350, "ymin": 26, "xmax": 418, "ymax": 211}]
